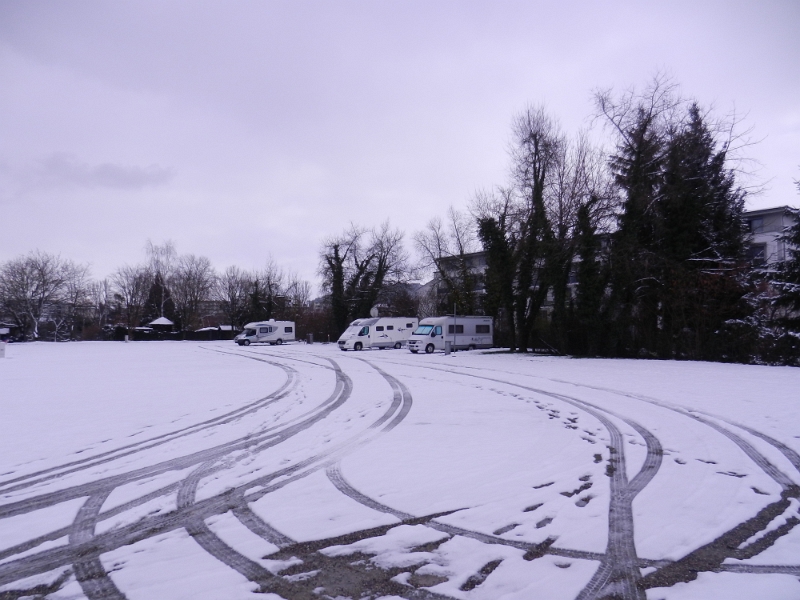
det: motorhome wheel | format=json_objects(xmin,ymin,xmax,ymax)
[
  {"xmin": 425, "ymin": 343, "xmax": 434, "ymax": 354},
  {"xmin": 394, "ymin": 342, "xmax": 402, "ymax": 349},
  {"xmin": 242, "ymin": 339, "xmax": 250, "ymax": 346},
  {"xmin": 468, "ymin": 344, "xmax": 476, "ymax": 351},
  {"xmin": 354, "ymin": 342, "xmax": 363, "ymax": 351},
  {"xmin": 276, "ymin": 339, "xmax": 283, "ymax": 345}
]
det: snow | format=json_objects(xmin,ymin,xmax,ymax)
[
  {"xmin": 1, "ymin": 341, "xmax": 799, "ymax": 599},
  {"xmin": 148, "ymin": 317, "xmax": 174, "ymax": 326}
]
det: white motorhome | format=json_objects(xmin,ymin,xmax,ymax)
[
  {"xmin": 408, "ymin": 316, "xmax": 493, "ymax": 354},
  {"xmin": 337, "ymin": 317, "xmax": 419, "ymax": 351},
  {"xmin": 235, "ymin": 320, "xmax": 296, "ymax": 346}
]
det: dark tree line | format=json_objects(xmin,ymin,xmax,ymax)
[
  {"xmin": 312, "ymin": 78, "xmax": 798, "ymax": 365},
  {"xmin": 0, "ymin": 241, "xmax": 312, "ymax": 341},
  {"xmin": 4, "ymin": 76, "xmax": 798, "ymax": 364},
  {"xmin": 468, "ymin": 79, "xmax": 798, "ymax": 364}
]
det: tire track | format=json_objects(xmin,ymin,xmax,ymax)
[
  {"xmin": 326, "ymin": 462, "xmax": 607, "ymax": 561},
  {"xmin": 0, "ymin": 358, "xmax": 343, "ymax": 521},
  {"xmin": 231, "ymin": 500, "xmax": 294, "ymax": 548},
  {"xmin": 68, "ymin": 489, "xmax": 125, "ymax": 600},
  {"xmin": 476, "ymin": 367, "xmax": 800, "ymax": 591},
  {"xmin": 348, "ymin": 359, "xmax": 660, "ymax": 600},
  {"xmin": 162, "ymin": 358, "xmax": 417, "ymax": 599},
  {"xmin": 0, "ymin": 355, "xmax": 415, "ymax": 594},
  {"xmin": 176, "ymin": 460, "xmax": 287, "ymax": 595},
  {"xmin": 0, "ymin": 352, "xmax": 298, "ymax": 494}
]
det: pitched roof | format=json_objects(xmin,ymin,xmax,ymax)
[{"xmin": 149, "ymin": 316, "xmax": 174, "ymax": 326}]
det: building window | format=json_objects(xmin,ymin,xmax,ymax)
[
  {"xmin": 476, "ymin": 325, "xmax": 490, "ymax": 334},
  {"xmin": 448, "ymin": 324, "xmax": 464, "ymax": 334},
  {"xmin": 749, "ymin": 218, "xmax": 764, "ymax": 234},
  {"xmin": 747, "ymin": 243, "xmax": 766, "ymax": 266}
]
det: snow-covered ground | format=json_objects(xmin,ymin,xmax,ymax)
[{"xmin": 1, "ymin": 341, "xmax": 799, "ymax": 600}]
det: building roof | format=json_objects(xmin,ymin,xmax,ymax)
[
  {"xmin": 149, "ymin": 317, "xmax": 174, "ymax": 326},
  {"xmin": 743, "ymin": 205, "xmax": 797, "ymax": 218}
]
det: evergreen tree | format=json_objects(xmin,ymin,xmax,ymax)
[
  {"xmin": 606, "ymin": 106, "xmax": 666, "ymax": 356},
  {"xmin": 478, "ymin": 212, "xmax": 517, "ymax": 351},
  {"xmin": 143, "ymin": 273, "xmax": 176, "ymax": 325},
  {"xmin": 572, "ymin": 200, "xmax": 606, "ymax": 355},
  {"xmin": 657, "ymin": 103, "xmax": 748, "ymax": 358},
  {"xmin": 774, "ymin": 181, "xmax": 800, "ymax": 322}
]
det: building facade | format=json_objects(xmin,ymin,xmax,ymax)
[{"xmin": 743, "ymin": 206, "xmax": 798, "ymax": 267}]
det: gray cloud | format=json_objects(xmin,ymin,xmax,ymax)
[{"xmin": 36, "ymin": 153, "xmax": 174, "ymax": 190}]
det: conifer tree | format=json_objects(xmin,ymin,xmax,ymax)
[
  {"xmin": 572, "ymin": 200, "xmax": 605, "ymax": 355},
  {"xmin": 774, "ymin": 180, "xmax": 800, "ymax": 323}
]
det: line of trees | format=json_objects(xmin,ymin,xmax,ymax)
[
  {"xmin": 315, "ymin": 76, "xmax": 799, "ymax": 365},
  {"xmin": 0, "ymin": 241, "xmax": 312, "ymax": 341},
  {"xmin": 3, "ymin": 76, "xmax": 798, "ymax": 363}
]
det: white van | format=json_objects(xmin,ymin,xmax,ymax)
[
  {"xmin": 408, "ymin": 316, "xmax": 493, "ymax": 354},
  {"xmin": 235, "ymin": 320, "xmax": 296, "ymax": 346},
  {"xmin": 337, "ymin": 317, "xmax": 419, "ymax": 351}
]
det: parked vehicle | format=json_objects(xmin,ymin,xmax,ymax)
[
  {"xmin": 235, "ymin": 320, "xmax": 296, "ymax": 346},
  {"xmin": 408, "ymin": 316, "xmax": 493, "ymax": 354},
  {"xmin": 337, "ymin": 317, "xmax": 419, "ymax": 351}
]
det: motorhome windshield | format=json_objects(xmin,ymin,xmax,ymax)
[
  {"xmin": 244, "ymin": 328, "xmax": 256, "ymax": 336},
  {"xmin": 413, "ymin": 325, "xmax": 433, "ymax": 335}
]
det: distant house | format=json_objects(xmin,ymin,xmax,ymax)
[
  {"xmin": 742, "ymin": 206, "xmax": 798, "ymax": 267},
  {"xmin": 148, "ymin": 316, "xmax": 175, "ymax": 332},
  {"xmin": 0, "ymin": 322, "xmax": 21, "ymax": 341}
]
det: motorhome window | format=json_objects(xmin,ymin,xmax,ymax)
[
  {"xmin": 376, "ymin": 326, "xmax": 384, "ymax": 331},
  {"xmin": 434, "ymin": 326, "xmax": 442, "ymax": 335},
  {"xmin": 284, "ymin": 327, "xmax": 293, "ymax": 333},
  {"xmin": 447, "ymin": 325, "xmax": 464, "ymax": 334},
  {"xmin": 406, "ymin": 323, "xmax": 413, "ymax": 328},
  {"xmin": 244, "ymin": 328, "xmax": 256, "ymax": 336},
  {"xmin": 359, "ymin": 326, "xmax": 369, "ymax": 336},
  {"xmin": 259, "ymin": 327, "xmax": 270, "ymax": 334},
  {"xmin": 414, "ymin": 325, "xmax": 433, "ymax": 335},
  {"xmin": 476, "ymin": 325, "xmax": 490, "ymax": 334},
  {"xmin": 386, "ymin": 325, "xmax": 393, "ymax": 330}
]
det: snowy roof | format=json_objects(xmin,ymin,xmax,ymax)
[{"xmin": 149, "ymin": 317, "xmax": 174, "ymax": 326}]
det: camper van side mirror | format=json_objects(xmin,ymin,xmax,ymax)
[{"xmin": 430, "ymin": 332, "xmax": 436, "ymax": 338}]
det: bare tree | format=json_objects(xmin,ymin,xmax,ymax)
[
  {"xmin": 171, "ymin": 254, "xmax": 216, "ymax": 330},
  {"xmin": 0, "ymin": 251, "xmax": 78, "ymax": 338},
  {"xmin": 283, "ymin": 272, "xmax": 311, "ymax": 320},
  {"xmin": 414, "ymin": 207, "xmax": 479, "ymax": 314},
  {"xmin": 249, "ymin": 259, "xmax": 286, "ymax": 321},
  {"xmin": 319, "ymin": 222, "xmax": 409, "ymax": 334},
  {"xmin": 88, "ymin": 279, "xmax": 112, "ymax": 329},
  {"xmin": 111, "ymin": 264, "xmax": 152, "ymax": 329},
  {"xmin": 319, "ymin": 224, "xmax": 364, "ymax": 334},
  {"xmin": 47, "ymin": 260, "xmax": 92, "ymax": 341},
  {"xmin": 214, "ymin": 266, "xmax": 250, "ymax": 330},
  {"xmin": 145, "ymin": 240, "xmax": 178, "ymax": 319}
]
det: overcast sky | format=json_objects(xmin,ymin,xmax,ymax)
[{"xmin": 1, "ymin": 1, "xmax": 798, "ymax": 291}]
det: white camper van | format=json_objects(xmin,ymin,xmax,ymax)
[
  {"xmin": 408, "ymin": 316, "xmax": 493, "ymax": 354},
  {"xmin": 235, "ymin": 320, "xmax": 296, "ymax": 346},
  {"xmin": 337, "ymin": 317, "xmax": 419, "ymax": 351}
]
